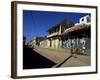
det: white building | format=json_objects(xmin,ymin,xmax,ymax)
[{"xmin": 80, "ymin": 15, "xmax": 91, "ymax": 25}]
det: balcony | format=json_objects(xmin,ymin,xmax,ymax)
[{"xmin": 47, "ymin": 32, "xmax": 60, "ymax": 38}]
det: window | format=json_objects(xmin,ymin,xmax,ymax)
[{"xmin": 87, "ymin": 16, "xmax": 91, "ymax": 23}]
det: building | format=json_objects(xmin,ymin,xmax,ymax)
[
  {"xmin": 46, "ymin": 19, "xmax": 74, "ymax": 48},
  {"xmin": 40, "ymin": 39, "xmax": 48, "ymax": 48},
  {"xmin": 46, "ymin": 15, "xmax": 91, "ymax": 55},
  {"xmin": 62, "ymin": 15, "xmax": 91, "ymax": 55},
  {"xmin": 29, "ymin": 15, "xmax": 91, "ymax": 55},
  {"xmin": 28, "ymin": 36, "xmax": 46, "ymax": 48}
]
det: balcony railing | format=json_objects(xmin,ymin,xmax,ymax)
[{"xmin": 47, "ymin": 32, "xmax": 59, "ymax": 38}]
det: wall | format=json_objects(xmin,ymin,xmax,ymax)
[
  {"xmin": 62, "ymin": 38, "xmax": 90, "ymax": 49},
  {"xmin": 0, "ymin": 0, "xmax": 100, "ymax": 80},
  {"xmin": 40, "ymin": 39, "xmax": 48, "ymax": 48},
  {"xmin": 51, "ymin": 38, "xmax": 59, "ymax": 48}
]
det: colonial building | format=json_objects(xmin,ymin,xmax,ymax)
[
  {"xmin": 62, "ymin": 15, "xmax": 91, "ymax": 55},
  {"xmin": 46, "ymin": 15, "xmax": 90, "ymax": 55},
  {"xmin": 46, "ymin": 19, "xmax": 74, "ymax": 48}
]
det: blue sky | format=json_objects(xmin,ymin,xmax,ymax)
[{"xmin": 23, "ymin": 10, "xmax": 90, "ymax": 43}]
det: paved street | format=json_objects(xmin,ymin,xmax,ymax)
[{"xmin": 33, "ymin": 46, "xmax": 90, "ymax": 68}]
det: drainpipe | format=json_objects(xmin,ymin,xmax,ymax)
[{"xmin": 59, "ymin": 24, "xmax": 61, "ymax": 34}]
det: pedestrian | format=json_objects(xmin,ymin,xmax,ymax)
[{"xmin": 70, "ymin": 40, "xmax": 77, "ymax": 58}]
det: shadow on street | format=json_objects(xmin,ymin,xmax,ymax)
[
  {"xmin": 55, "ymin": 55, "xmax": 72, "ymax": 67},
  {"xmin": 23, "ymin": 45, "xmax": 56, "ymax": 69}
]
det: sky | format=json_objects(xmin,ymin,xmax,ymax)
[{"xmin": 23, "ymin": 10, "xmax": 90, "ymax": 43}]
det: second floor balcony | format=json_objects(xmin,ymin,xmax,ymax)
[{"xmin": 47, "ymin": 32, "xmax": 60, "ymax": 38}]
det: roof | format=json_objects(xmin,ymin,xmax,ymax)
[
  {"xmin": 62, "ymin": 23, "xmax": 90, "ymax": 35},
  {"xmin": 47, "ymin": 19, "xmax": 74, "ymax": 32}
]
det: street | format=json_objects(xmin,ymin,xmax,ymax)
[{"xmin": 33, "ymin": 46, "xmax": 91, "ymax": 68}]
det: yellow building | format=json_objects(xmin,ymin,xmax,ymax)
[{"xmin": 47, "ymin": 19, "xmax": 74, "ymax": 48}]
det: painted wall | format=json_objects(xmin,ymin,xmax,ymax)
[
  {"xmin": 40, "ymin": 37, "xmax": 90, "ymax": 49},
  {"xmin": 48, "ymin": 38, "xmax": 60, "ymax": 48},
  {"xmin": 62, "ymin": 37, "xmax": 90, "ymax": 49}
]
